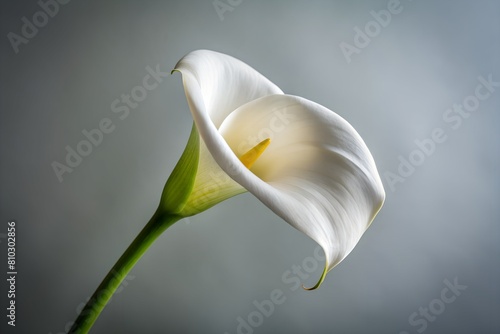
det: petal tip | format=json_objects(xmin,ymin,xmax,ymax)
[{"xmin": 302, "ymin": 264, "xmax": 328, "ymax": 291}]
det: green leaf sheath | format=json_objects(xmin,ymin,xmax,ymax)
[
  {"xmin": 69, "ymin": 210, "xmax": 182, "ymax": 334},
  {"xmin": 160, "ymin": 123, "xmax": 200, "ymax": 214}
]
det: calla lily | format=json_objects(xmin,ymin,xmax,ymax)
[
  {"xmin": 70, "ymin": 50, "xmax": 385, "ymax": 333},
  {"xmin": 168, "ymin": 50, "xmax": 385, "ymax": 288}
]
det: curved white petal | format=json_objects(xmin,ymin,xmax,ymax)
[
  {"xmin": 218, "ymin": 95, "xmax": 385, "ymax": 278},
  {"xmin": 173, "ymin": 49, "xmax": 283, "ymax": 127},
  {"xmin": 173, "ymin": 50, "xmax": 385, "ymax": 286}
]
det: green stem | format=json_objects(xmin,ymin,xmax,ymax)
[{"xmin": 69, "ymin": 209, "xmax": 182, "ymax": 334}]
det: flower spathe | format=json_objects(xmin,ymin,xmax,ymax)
[
  {"xmin": 170, "ymin": 50, "xmax": 385, "ymax": 289},
  {"xmin": 68, "ymin": 50, "xmax": 387, "ymax": 334}
]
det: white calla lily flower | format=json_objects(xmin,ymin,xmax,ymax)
[
  {"xmin": 70, "ymin": 50, "xmax": 386, "ymax": 333},
  {"xmin": 170, "ymin": 50, "xmax": 385, "ymax": 289}
]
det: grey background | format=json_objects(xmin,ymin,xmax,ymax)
[{"xmin": 1, "ymin": 0, "xmax": 499, "ymax": 333}]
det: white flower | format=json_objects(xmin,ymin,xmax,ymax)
[{"xmin": 167, "ymin": 50, "xmax": 385, "ymax": 289}]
